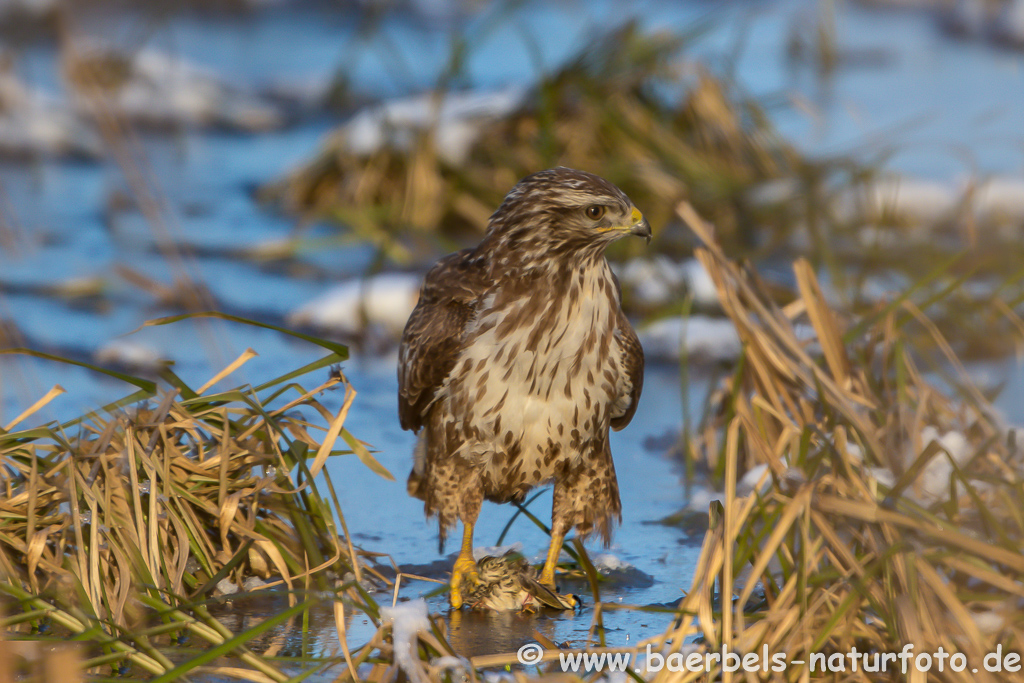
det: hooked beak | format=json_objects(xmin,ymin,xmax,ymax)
[{"xmin": 629, "ymin": 206, "xmax": 651, "ymax": 244}]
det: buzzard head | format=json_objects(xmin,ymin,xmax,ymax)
[{"xmin": 484, "ymin": 167, "xmax": 651, "ymax": 264}]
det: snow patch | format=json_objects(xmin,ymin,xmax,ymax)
[
  {"xmin": 288, "ymin": 272, "xmax": 421, "ymax": 340},
  {"xmin": 592, "ymin": 553, "xmax": 632, "ymax": 573},
  {"xmin": 914, "ymin": 426, "xmax": 972, "ymax": 502},
  {"xmin": 0, "ymin": 60, "xmax": 100, "ymax": 159},
  {"xmin": 242, "ymin": 576, "xmax": 268, "ymax": 591},
  {"xmin": 343, "ymin": 87, "xmax": 525, "ymax": 165},
  {"xmin": 381, "ymin": 599, "xmax": 431, "ymax": 683},
  {"xmin": 431, "ymin": 655, "xmax": 470, "ymax": 675},
  {"xmin": 616, "ymin": 257, "xmax": 719, "ymax": 309},
  {"xmin": 681, "ymin": 259, "xmax": 720, "ymax": 308},
  {"xmin": 473, "ymin": 542, "xmax": 523, "ymax": 562},
  {"xmin": 94, "ymin": 340, "xmax": 164, "ymax": 371},
  {"xmin": 836, "ymin": 174, "xmax": 1024, "ymax": 226},
  {"xmin": 638, "ymin": 315, "xmax": 741, "ymax": 363},
  {"xmin": 869, "ymin": 427, "xmax": 976, "ymax": 504},
  {"xmin": 66, "ymin": 41, "xmax": 285, "ymax": 131},
  {"xmin": 737, "ymin": 463, "xmax": 770, "ymax": 497},
  {"xmin": 685, "ymin": 485, "xmax": 722, "ymax": 513},
  {"xmin": 972, "ymin": 176, "xmax": 1024, "ymax": 220},
  {"xmin": 0, "ymin": 0, "xmax": 59, "ymax": 17},
  {"xmin": 970, "ymin": 610, "xmax": 1006, "ymax": 634},
  {"xmin": 868, "ymin": 467, "xmax": 896, "ymax": 489}
]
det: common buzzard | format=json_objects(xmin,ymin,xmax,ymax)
[{"xmin": 398, "ymin": 167, "xmax": 648, "ymax": 608}]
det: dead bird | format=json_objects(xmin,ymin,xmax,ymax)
[{"xmin": 464, "ymin": 552, "xmax": 578, "ymax": 612}]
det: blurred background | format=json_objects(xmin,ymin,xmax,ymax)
[
  {"xmin": 0, "ymin": 0, "xmax": 1022, "ymax": 417},
  {"xmin": 0, "ymin": 0, "xmax": 1023, "ymax": 650}
]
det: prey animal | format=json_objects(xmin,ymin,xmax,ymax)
[
  {"xmin": 398, "ymin": 167, "xmax": 647, "ymax": 608},
  {"xmin": 466, "ymin": 552, "xmax": 577, "ymax": 611}
]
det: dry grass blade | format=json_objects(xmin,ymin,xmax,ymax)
[
  {"xmin": 794, "ymin": 259, "xmax": 850, "ymax": 387},
  {"xmin": 2, "ymin": 386, "xmax": 66, "ymax": 432},
  {"xmin": 196, "ymin": 348, "xmax": 259, "ymax": 395}
]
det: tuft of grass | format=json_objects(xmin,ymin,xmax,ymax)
[
  {"xmin": 650, "ymin": 203, "xmax": 1024, "ymax": 681},
  {"xmin": 0, "ymin": 314, "xmax": 392, "ymax": 679},
  {"xmin": 260, "ymin": 21, "xmax": 809, "ymax": 263}
]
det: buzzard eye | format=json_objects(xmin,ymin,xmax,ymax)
[{"xmin": 585, "ymin": 205, "xmax": 606, "ymax": 221}]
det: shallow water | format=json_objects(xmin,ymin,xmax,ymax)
[
  {"xmin": 0, "ymin": 0, "xmax": 1023, "ymax": 676},
  {"xmin": 188, "ymin": 360, "xmax": 707, "ymax": 673},
  {"xmin": 331, "ymin": 357, "xmax": 705, "ymax": 648}
]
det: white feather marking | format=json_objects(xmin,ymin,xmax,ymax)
[{"xmin": 438, "ymin": 261, "xmax": 627, "ymax": 489}]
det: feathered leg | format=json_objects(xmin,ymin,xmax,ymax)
[
  {"xmin": 450, "ymin": 522, "xmax": 479, "ymax": 609},
  {"xmin": 416, "ymin": 417, "xmax": 484, "ymax": 609},
  {"xmin": 448, "ymin": 477, "xmax": 483, "ymax": 609},
  {"xmin": 539, "ymin": 442, "xmax": 621, "ymax": 608}
]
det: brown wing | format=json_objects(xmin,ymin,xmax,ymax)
[
  {"xmin": 398, "ymin": 249, "xmax": 489, "ymax": 432},
  {"xmin": 610, "ymin": 306, "xmax": 644, "ymax": 431}
]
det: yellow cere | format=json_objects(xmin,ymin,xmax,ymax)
[{"xmin": 598, "ymin": 206, "xmax": 645, "ymax": 233}]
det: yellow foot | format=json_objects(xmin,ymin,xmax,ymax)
[{"xmin": 449, "ymin": 554, "xmax": 479, "ymax": 609}]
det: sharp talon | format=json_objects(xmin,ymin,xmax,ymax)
[{"xmin": 450, "ymin": 554, "xmax": 479, "ymax": 609}]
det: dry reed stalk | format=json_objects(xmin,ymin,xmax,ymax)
[
  {"xmin": 649, "ymin": 203, "xmax": 1024, "ymax": 682},
  {"xmin": 1, "ymin": 358, "xmax": 379, "ymax": 678}
]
